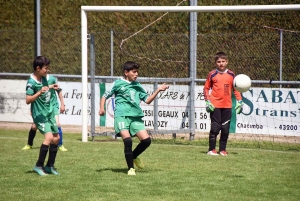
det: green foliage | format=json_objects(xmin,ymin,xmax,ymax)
[
  {"xmin": 1, "ymin": 129, "xmax": 300, "ymax": 201},
  {"xmin": 0, "ymin": 0, "xmax": 299, "ymax": 81}
]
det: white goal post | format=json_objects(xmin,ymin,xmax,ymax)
[{"xmin": 81, "ymin": 5, "xmax": 300, "ymax": 142}]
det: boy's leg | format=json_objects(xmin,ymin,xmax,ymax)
[
  {"xmin": 208, "ymin": 109, "xmax": 221, "ymax": 153},
  {"xmin": 219, "ymin": 109, "xmax": 232, "ymax": 153},
  {"xmin": 45, "ymin": 120, "xmax": 60, "ymax": 175},
  {"xmin": 57, "ymin": 127, "xmax": 68, "ymax": 151},
  {"xmin": 123, "ymin": 137, "xmax": 134, "ymax": 170},
  {"xmin": 56, "ymin": 115, "xmax": 67, "ymax": 151},
  {"xmin": 120, "ymin": 130, "xmax": 134, "ymax": 170},
  {"xmin": 36, "ymin": 143, "xmax": 49, "ymax": 167},
  {"xmin": 22, "ymin": 123, "xmax": 37, "ymax": 150},
  {"xmin": 132, "ymin": 136, "xmax": 150, "ymax": 169},
  {"xmin": 132, "ymin": 118, "xmax": 151, "ymax": 169},
  {"xmin": 27, "ymin": 124, "xmax": 37, "ymax": 146},
  {"xmin": 115, "ymin": 117, "xmax": 135, "ymax": 175},
  {"xmin": 58, "ymin": 127, "xmax": 63, "ymax": 147},
  {"xmin": 45, "ymin": 134, "xmax": 60, "ymax": 175},
  {"xmin": 133, "ymin": 130, "xmax": 151, "ymax": 160},
  {"xmin": 34, "ymin": 132, "xmax": 53, "ymax": 176},
  {"xmin": 122, "ymin": 131, "xmax": 136, "ymax": 175}
]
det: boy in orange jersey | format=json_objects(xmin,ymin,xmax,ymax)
[{"xmin": 203, "ymin": 51, "xmax": 243, "ymax": 156}]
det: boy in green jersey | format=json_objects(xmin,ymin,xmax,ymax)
[
  {"xmin": 25, "ymin": 56, "xmax": 60, "ymax": 176},
  {"xmin": 99, "ymin": 61, "xmax": 169, "ymax": 176},
  {"xmin": 22, "ymin": 72, "xmax": 68, "ymax": 152}
]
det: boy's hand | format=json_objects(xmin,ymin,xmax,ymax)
[
  {"xmin": 39, "ymin": 86, "xmax": 49, "ymax": 95},
  {"xmin": 49, "ymin": 84, "xmax": 59, "ymax": 90},
  {"xmin": 205, "ymin": 100, "xmax": 215, "ymax": 113},
  {"xmin": 60, "ymin": 104, "xmax": 65, "ymax": 113},
  {"xmin": 159, "ymin": 83, "xmax": 169, "ymax": 91},
  {"xmin": 99, "ymin": 110, "xmax": 105, "ymax": 116},
  {"xmin": 235, "ymin": 100, "xmax": 244, "ymax": 114},
  {"xmin": 53, "ymin": 84, "xmax": 59, "ymax": 90}
]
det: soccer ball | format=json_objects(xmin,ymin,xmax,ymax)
[{"xmin": 233, "ymin": 74, "xmax": 251, "ymax": 93}]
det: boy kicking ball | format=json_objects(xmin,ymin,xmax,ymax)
[{"xmin": 99, "ymin": 61, "xmax": 169, "ymax": 175}]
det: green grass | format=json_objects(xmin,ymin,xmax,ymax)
[{"xmin": 1, "ymin": 129, "xmax": 300, "ymax": 201}]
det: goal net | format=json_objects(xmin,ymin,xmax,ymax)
[{"xmin": 81, "ymin": 4, "xmax": 300, "ymax": 151}]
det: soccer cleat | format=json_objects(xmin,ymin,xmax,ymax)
[
  {"xmin": 45, "ymin": 166, "xmax": 60, "ymax": 175},
  {"xmin": 127, "ymin": 168, "xmax": 136, "ymax": 176},
  {"xmin": 58, "ymin": 145, "xmax": 67, "ymax": 151},
  {"xmin": 207, "ymin": 149, "xmax": 219, "ymax": 156},
  {"xmin": 22, "ymin": 145, "xmax": 33, "ymax": 150},
  {"xmin": 33, "ymin": 166, "xmax": 48, "ymax": 176},
  {"xmin": 220, "ymin": 151, "xmax": 228, "ymax": 156},
  {"xmin": 134, "ymin": 158, "xmax": 144, "ymax": 169}
]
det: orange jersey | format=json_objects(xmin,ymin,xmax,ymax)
[{"xmin": 203, "ymin": 69, "xmax": 242, "ymax": 108}]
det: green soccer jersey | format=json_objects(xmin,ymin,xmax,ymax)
[
  {"xmin": 26, "ymin": 74, "xmax": 53, "ymax": 122},
  {"xmin": 103, "ymin": 78, "xmax": 149, "ymax": 117},
  {"xmin": 47, "ymin": 74, "xmax": 62, "ymax": 111}
]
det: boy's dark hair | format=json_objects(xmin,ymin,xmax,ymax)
[
  {"xmin": 214, "ymin": 51, "xmax": 227, "ymax": 62},
  {"xmin": 33, "ymin": 56, "xmax": 50, "ymax": 70},
  {"xmin": 123, "ymin": 61, "xmax": 139, "ymax": 72}
]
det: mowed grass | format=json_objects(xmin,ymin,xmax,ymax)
[{"xmin": 0, "ymin": 129, "xmax": 300, "ymax": 201}]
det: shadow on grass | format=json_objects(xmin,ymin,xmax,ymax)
[
  {"xmin": 96, "ymin": 168, "xmax": 162, "ymax": 175},
  {"xmin": 75, "ymin": 138, "xmax": 121, "ymax": 143},
  {"xmin": 96, "ymin": 168, "xmax": 127, "ymax": 174},
  {"xmin": 230, "ymin": 174, "xmax": 244, "ymax": 178},
  {"xmin": 29, "ymin": 147, "xmax": 40, "ymax": 150},
  {"xmin": 199, "ymin": 151, "xmax": 239, "ymax": 155},
  {"xmin": 25, "ymin": 170, "xmax": 37, "ymax": 174}
]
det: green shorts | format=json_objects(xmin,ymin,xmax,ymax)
[
  {"xmin": 114, "ymin": 116, "xmax": 146, "ymax": 137},
  {"xmin": 35, "ymin": 116, "xmax": 58, "ymax": 135}
]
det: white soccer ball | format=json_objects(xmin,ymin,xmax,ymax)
[{"xmin": 233, "ymin": 74, "xmax": 251, "ymax": 93}]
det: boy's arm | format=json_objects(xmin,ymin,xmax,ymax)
[
  {"xmin": 145, "ymin": 83, "xmax": 169, "ymax": 104},
  {"xmin": 233, "ymin": 88, "xmax": 242, "ymax": 101},
  {"xmin": 99, "ymin": 96, "xmax": 107, "ymax": 116},
  {"xmin": 26, "ymin": 86, "xmax": 48, "ymax": 104},
  {"xmin": 57, "ymin": 90, "xmax": 65, "ymax": 113},
  {"xmin": 203, "ymin": 76, "xmax": 211, "ymax": 101}
]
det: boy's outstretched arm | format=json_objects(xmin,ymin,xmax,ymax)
[
  {"xmin": 99, "ymin": 96, "xmax": 107, "ymax": 116},
  {"xmin": 145, "ymin": 83, "xmax": 169, "ymax": 104}
]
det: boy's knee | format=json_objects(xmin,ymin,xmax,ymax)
[
  {"xmin": 31, "ymin": 123, "xmax": 37, "ymax": 130},
  {"xmin": 210, "ymin": 122, "xmax": 221, "ymax": 135},
  {"xmin": 221, "ymin": 122, "xmax": 230, "ymax": 131},
  {"xmin": 51, "ymin": 134, "xmax": 60, "ymax": 145},
  {"xmin": 141, "ymin": 137, "xmax": 151, "ymax": 147}
]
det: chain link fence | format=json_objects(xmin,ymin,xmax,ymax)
[{"xmin": 1, "ymin": 29, "xmax": 300, "ymax": 83}]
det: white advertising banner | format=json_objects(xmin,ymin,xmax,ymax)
[
  {"xmin": 235, "ymin": 88, "xmax": 300, "ymax": 136},
  {"xmin": 0, "ymin": 79, "xmax": 100, "ymax": 125}
]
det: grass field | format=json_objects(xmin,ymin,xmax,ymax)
[{"xmin": 0, "ymin": 129, "xmax": 300, "ymax": 201}]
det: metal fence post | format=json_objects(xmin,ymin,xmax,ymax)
[
  {"xmin": 111, "ymin": 30, "xmax": 114, "ymax": 76},
  {"xmin": 189, "ymin": 0, "xmax": 197, "ymax": 141},
  {"xmin": 153, "ymin": 82, "xmax": 158, "ymax": 132},
  {"xmin": 279, "ymin": 29, "xmax": 283, "ymax": 88},
  {"xmin": 90, "ymin": 34, "xmax": 95, "ymax": 140}
]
